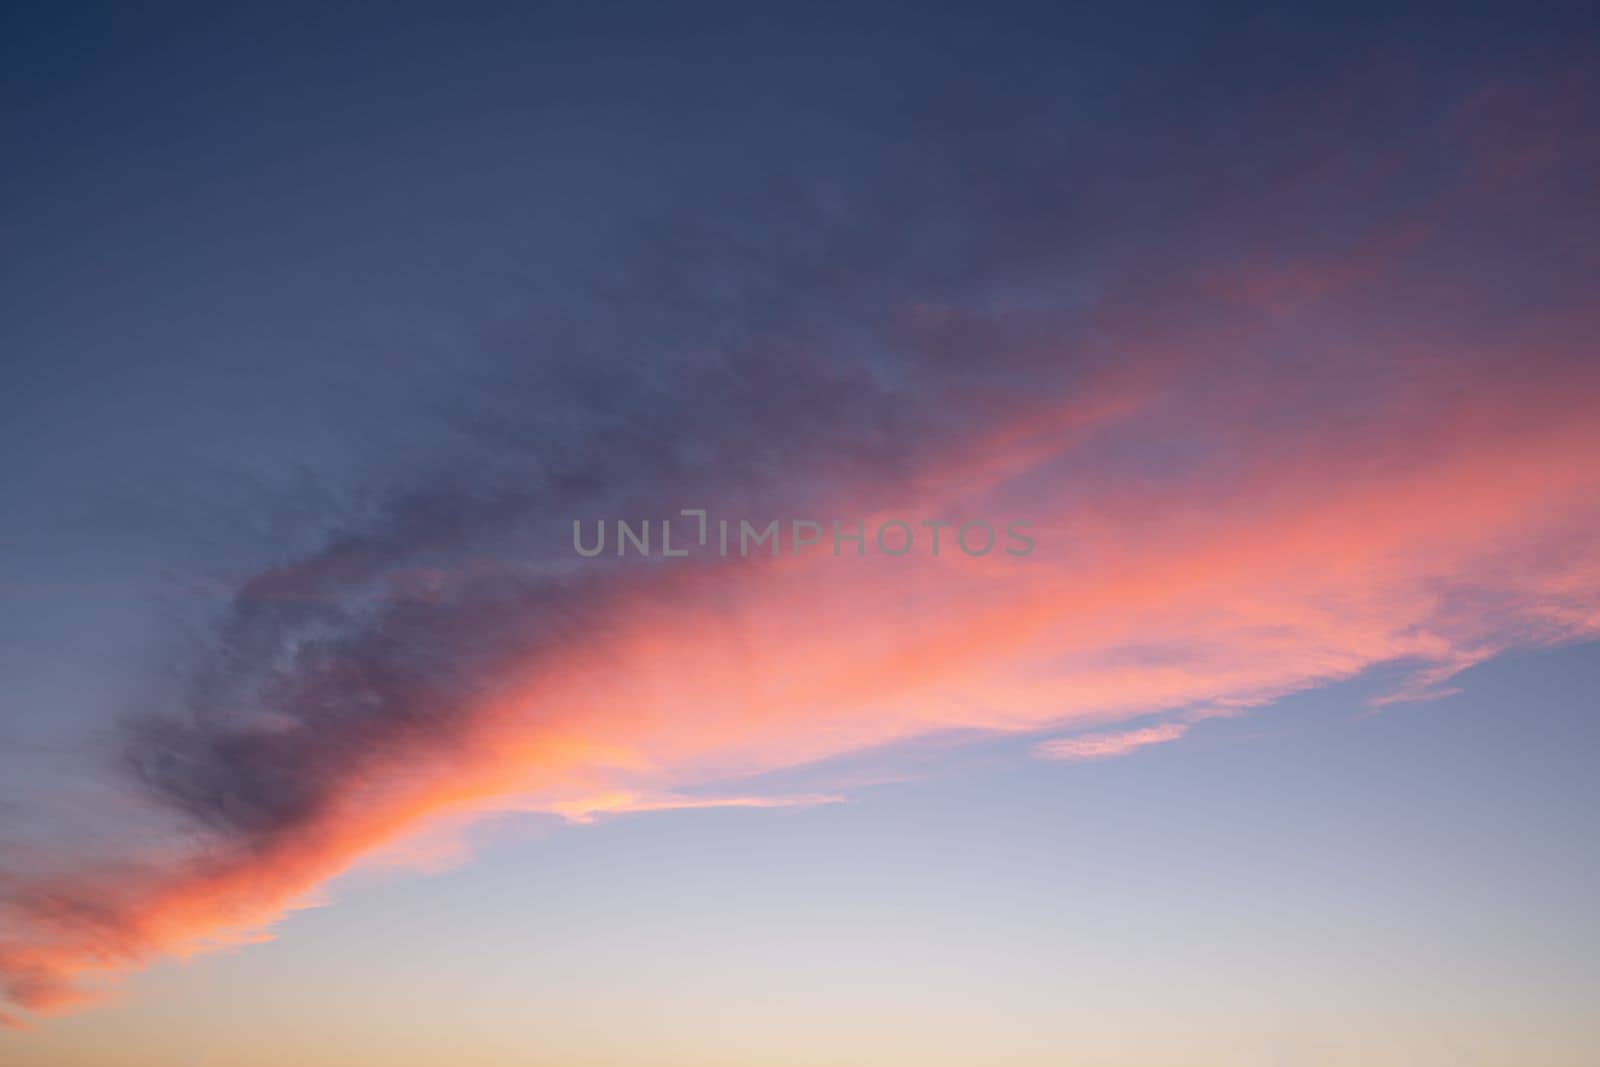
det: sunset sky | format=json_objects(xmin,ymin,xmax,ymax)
[{"xmin": 2, "ymin": 3, "xmax": 1598, "ymax": 1065}]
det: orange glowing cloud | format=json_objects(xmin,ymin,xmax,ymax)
[
  {"xmin": 8, "ymin": 325, "xmax": 1597, "ymax": 1021},
  {"xmin": 3, "ymin": 64, "xmax": 1598, "ymax": 1024}
]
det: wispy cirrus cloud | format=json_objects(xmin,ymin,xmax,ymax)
[
  {"xmin": 543, "ymin": 792, "xmax": 844, "ymax": 826},
  {"xmin": 2, "ymin": 55, "xmax": 1598, "ymax": 1024},
  {"xmin": 1034, "ymin": 723, "xmax": 1192, "ymax": 763}
]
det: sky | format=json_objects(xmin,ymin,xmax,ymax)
[{"xmin": 1, "ymin": 3, "xmax": 1598, "ymax": 1064}]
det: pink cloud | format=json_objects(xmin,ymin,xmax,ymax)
[
  {"xmin": 1034, "ymin": 722, "xmax": 1192, "ymax": 762},
  {"xmin": 3, "ymin": 61, "xmax": 1599, "ymax": 1024}
]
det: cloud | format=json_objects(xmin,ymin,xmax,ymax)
[
  {"xmin": 1034, "ymin": 722, "xmax": 1192, "ymax": 762},
  {"xmin": 2, "ymin": 54, "xmax": 1599, "ymax": 1022},
  {"xmin": 542, "ymin": 792, "xmax": 844, "ymax": 826}
]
